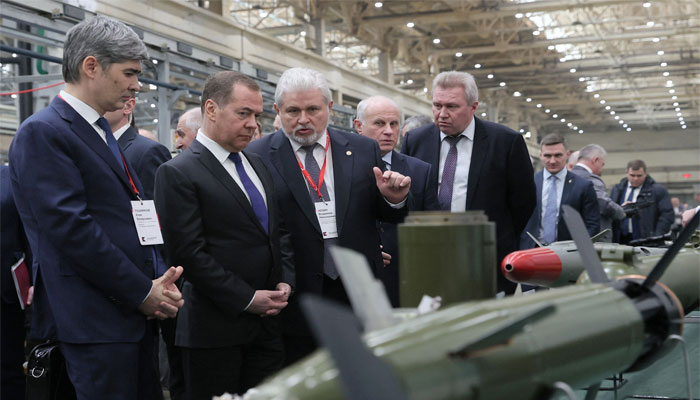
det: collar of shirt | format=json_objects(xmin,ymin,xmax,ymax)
[
  {"xmin": 286, "ymin": 130, "xmax": 328, "ymax": 154},
  {"xmin": 196, "ymin": 128, "xmax": 233, "ymax": 164},
  {"xmin": 382, "ymin": 151, "xmax": 393, "ymax": 168},
  {"xmin": 543, "ymin": 167, "xmax": 568, "ymax": 182},
  {"xmin": 439, "ymin": 117, "xmax": 475, "ymax": 143},
  {"xmin": 59, "ymin": 90, "xmax": 107, "ymax": 142},
  {"xmin": 112, "ymin": 123, "xmax": 130, "ymax": 141},
  {"xmin": 576, "ymin": 162, "xmax": 593, "ymax": 174}
]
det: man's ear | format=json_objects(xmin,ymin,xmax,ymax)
[
  {"xmin": 204, "ymin": 99, "xmax": 218, "ymax": 122},
  {"xmin": 81, "ymin": 56, "xmax": 100, "ymax": 80},
  {"xmin": 123, "ymin": 98, "xmax": 137, "ymax": 115},
  {"xmin": 353, "ymin": 119, "xmax": 363, "ymax": 134}
]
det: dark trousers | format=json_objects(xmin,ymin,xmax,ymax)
[
  {"xmin": 1, "ymin": 300, "xmax": 26, "ymax": 400},
  {"xmin": 181, "ymin": 324, "xmax": 283, "ymax": 399},
  {"xmin": 160, "ymin": 317, "xmax": 185, "ymax": 400},
  {"xmin": 60, "ymin": 321, "xmax": 161, "ymax": 400},
  {"xmin": 282, "ymin": 275, "xmax": 350, "ymax": 366}
]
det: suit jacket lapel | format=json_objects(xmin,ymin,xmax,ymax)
[
  {"xmin": 391, "ymin": 150, "xmax": 407, "ymax": 175},
  {"xmin": 191, "ymin": 141, "xmax": 266, "ymax": 234},
  {"xmin": 244, "ymin": 150, "xmax": 275, "ymax": 235},
  {"xmin": 560, "ymin": 171, "xmax": 574, "ymax": 212},
  {"xmin": 117, "ymin": 127, "xmax": 136, "ymax": 152},
  {"xmin": 466, "ymin": 118, "xmax": 489, "ymax": 209},
  {"xmin": 52, "ymin": 98, "xmax": 135, "ymax": 196},
  {"xmin": 269, "ymin": 132, "xmax": 321, "ymax": 234},
  {"xmin": 428, "ymin": 124, "xmax": 441, "ymax": 184},
  {"xmin": 329, "ymin": 129, "xmax": 352, "ymax": 235},
  {"xmin": 535, "ymin": 171, "xmax": 543, "ymax": 220}
]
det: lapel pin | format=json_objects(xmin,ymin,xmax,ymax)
[
  {"xmin": 568, "ymin": 179, "xmax": 572, "ymax": 184},
  {"xmin": 346, "ymin": 150, "xmax": 352, "ymax": 156}
]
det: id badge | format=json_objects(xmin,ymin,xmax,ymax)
[
  {"xmin": 314, "ymin": 200, "xmax": 338, "ymax": 239},
  {"xmin": 130, "ymin": 200, "xmax": 164, "ymax": 245}
]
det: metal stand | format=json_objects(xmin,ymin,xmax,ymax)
[
  {"xmin": 599, "ymin": 373, "xmax": 628, "ymax": 393},
  {"xmin": 626, "ymin": 335, "xmax": 697, "ymax": 400},
  {"xmin": 552, "ymin": 381, "xmax": 577, "ymax": 400}
]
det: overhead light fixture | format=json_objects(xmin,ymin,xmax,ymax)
[
  {"xmin": 374, "ymin": 2, "xmax": 383, "ymax": 8},
  {"xmin": 605, "ymin": 105, "xmax": 611, "ymax": 110},
  {"xmin": 499, "ymin": 82, "xmax": 506, "ymax": 87},
  {"xmin": 536, "ymin": 104, "xmax": 542, "ymax": 108},
  {"xmin": 433, "ymin": 38, "xmax": 441, "ymax": 44},
  {"xmin": 673, "ymin": 102, "xmax": 679, "ymax": 106},
  {"xmin": 610, "ymin": 111, "xmax": 615, "ymax": 115},
  {"xmin": 513, "ymin": 91, "xmax": 521, "ymax": 97},
  {"xmin": 526, "ymin": 98, "xmax": 532, "ymax": 102},
  {"xmin": 669, "ymin": 89, "xmax": 676, "ymax": 94},
  {"xmin": 548, "ymin": 45, "xmax": 555, "ymax": 50},
  {"xmin": 657, "ymin": 50, "xmax": 664, "ymax": 55},
  {"xmin": 618, "ymin": 120, "xmax": 624, "ymax": 124},
  {"xmin": 533, "ymin": 31, "xmax": 540, "ymax": 36},
  {"xmin": 578, "ymin": 129, "xmax": 584, "ymax": 133},
  {"xmin": 666, "ymin": 80, "xmax": 674, "ymax": 86},
  {"xmin": 682, "ymin": 125, "xmax": 687, "ymax": 129},
  {"xmin": 600, "ymin": 100, "xmax": 606, "ymax": 104},
  {"xmin": 553, "ymin": 114, "xmax": 559, "ymax": 118},
  {"xmin": 567, "ymin": 123, "xmax": 572, "ymax": 127},
  {"xmin": 626, "ymin": 127, "xmax": 632, "ymax": 131},
  {"xmin": 545, "ymin": 109, "xmax": 551, "ymax": 113},
  {"xmin": 660, "ymin": 62, "xmax": 667, "ymax": 67},
  {"xmin": 406, "ymin": 22, "xmax": 415, "ymax": 28},
  {"xmin": 569, "ymin": 68, "xmax": 576, "ymax": 73},
  {"xmin": 525, "ymin": 132, "xmax": 531, "ymax": 138},
  {"xmin": 153, "ymin": 118, "xmax": 158, "ymax": 123},
  {"xmin": 643, "ymin": 2, "xmax": 651, "ymax": 7},
  {"xmin": 300, "ymin": 30, "xmax": 307, "ymax": 36},
  {"xmin": 526, "ymin": 12, "xmax": 532, "ymax": 17},
  {"xmin": 519, "ymin": 129, "xmax": 525, "ymax": 133},
  {"xmin": 152, "ymin": 59, "xmax": 159, "ymax": 65},
  {"xmin": 559, "ymin": 57, "xmax": 566, "ymax": 62},
  {"xmin": 676, "ymin": 112, "xmax": 682, "ymax": 116},
  {"xmin": 481, "ymin": 112, "xmax": 487, "ymax": 117},
  {"xmin": 423, "ymin": 87, "xmax": 428, "ymax": 93},
  {"xmin": 672, "ymin": 95, "xmax": 678, "ymax": 100},
  {"xmin": 487, "ymin": 74, "xmax": 494, "ymax": 79},
  {"xmin": 594, "ymin": 93, "xmax": 600, "ymax": 98},
  {"xmin": 614, "ymin": 116, "xmax": 620, "ymax": 120},
  {"xmin": 675, "ymin": 107, "xmax": 681, "ymax": 112},
  {"xmin": 515, "ymin": 13, "xmax": 523, "ymax": 18},
  {"xmin": 579, "ymin": 77, "xmax": 585, "ymax": 82},
  {"xmin": 652, "ymin": 38, "xmax": 660, "ymax": 43},
  {"xmin": 474, "ymin": 63, "xmax": 481, "ymax": 68},
  {"xmin": 663, "ymin": 72, "xmax": 670, "ymax": 76},
  {"xmin": 455, "ymin": 52, "xmax": 463, "ymax": 57},
  {"xmin": 407, "ymin": 79, "xmax": 413, "ymax": 84},
  {"xmin": 560, "ymin": 118, "xmax": 566, "ymax": 122},
  {"xmin": 623, "ymin": 124, "xmax": 628, "ymax": 128},
  {"xmin": 149, "ymin": 84, "xmax": 158, "ymax": 91},
  {"xmin": 647, "ymin": 21, "xmax": 655, "ymax": 27}
]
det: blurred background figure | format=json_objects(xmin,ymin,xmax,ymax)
[{"xmin": 175, "ymin": 108, "xmax": 202, "ymax": 151}]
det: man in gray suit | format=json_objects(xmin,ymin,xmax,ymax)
[{"xmin": 571, "ymin": 144, "xmax": 625, "ymax": 242}]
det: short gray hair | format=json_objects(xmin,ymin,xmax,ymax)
[
  {"xmin": 180, "ymin": 108, "xmax": 202, "ymax": 133},
  {"xmin": 275, "ymin": 67, "xmax": 332, "ymax": 108},
  {"xmin": 62, "ymin": 15, "xmax": 149, "ymax": 83},
  {"xmin": 356, "ymin": 96, "xmax": 399, "ymax": 124},
  {"xmin": 432, "ymin": 71, "xmax": 479, "ymax": 104},
  {"xmin": 579, "ymin": 144, "xmax": 607, "ymax": 161},
  {"xmin": 403, "ymin": 115, "xmax": 433, "ymax": 132}
]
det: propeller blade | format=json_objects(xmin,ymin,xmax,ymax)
[
  {"xmin": 300, "ymin": 294, "xmax": 408, "ymax": 400},
  {"xmin": 561, "ymin": 205, "xmax": 609, "ymax": 284},
  {"xmin": 642, "ymin": 210, "xmax": 699, "ymax": 290}
]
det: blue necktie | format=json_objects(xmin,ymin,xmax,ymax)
[
  {"xmin": 228, "ymin": 152, "xmax": 269, "ymax": 234},
  {"xmin": 95, "ymin": 117, "xmax": 125, "ymax": 173},
  {"xmin": 542, "ymin": 175, "xmax": 558, "ymax": 244},
  {"xmin": 438, "ymin": 135, "xmax": 462, "ymax": 210}
]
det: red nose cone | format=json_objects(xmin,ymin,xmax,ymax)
[{"xmin": 501, "ymin": 248, "xmax": 562, "ymax": 285}]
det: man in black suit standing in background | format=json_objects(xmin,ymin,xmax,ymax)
[
  {"xmin": 402, "ymin": 70, "xmax": 536, "ymax": 294},
  {"xmin": 155, "ymin": 71, "xmax": 293, "ymax": 398},
  {"xmin": 354, "ymin": 95, "xmax": 438, "ymax": 306},
  {"xmin": 247, "ymin": 67, "xmax": 411, "ymax": 364}
]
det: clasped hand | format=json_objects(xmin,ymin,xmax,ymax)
[{"xmin": 139, "ymin": 266, "xmax": 185, "ymax": 320}]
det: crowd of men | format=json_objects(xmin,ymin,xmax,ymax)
[{"xmin": 2, "ymin": 15, "xmax": 697, "ymax": 400}]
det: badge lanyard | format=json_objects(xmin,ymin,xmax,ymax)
[{"xmin": 296, "ymin": 132, "xmax": 330, "ymax": 201}]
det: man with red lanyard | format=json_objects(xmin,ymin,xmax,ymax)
[
  {"xmin": 9, "ymin": 15, "xmax": 183, "ymax": 400},
  {"xmin": 247, "ymin": 67, "xmax": 412, "ymax": 365}
]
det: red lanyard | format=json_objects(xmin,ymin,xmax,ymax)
[{"xmin": 296, "ymin": 133, "xmax": 329, "ymax": 200}]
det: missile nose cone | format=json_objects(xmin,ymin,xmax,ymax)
[{"xmin": 501, "ymin": 248, "xmax": 562, "ymax": 285}]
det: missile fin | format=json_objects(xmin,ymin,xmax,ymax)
[
  {"xmin": 448, "ymin": 303, "xmax": 556, "ymax": 358},
  {"xmin": 330, "ymin": 246, "xmax": 398, "ymax": 331},
  {"xmin": 300, "ymin": 294, "xmax": 408, "ymax": 400},
  {"xmin": 561, "ymin": 205, "xmax": 610, "ymax": 284},
  {"xmin": 642, "ymin": 210, "xmax": 699, "ymax": 290},
  {"xmin": 591, "ymin": 229, "xmax": 611, "ymax": 242}
]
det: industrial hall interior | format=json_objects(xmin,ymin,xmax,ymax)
[{"xmin": 1, "ymin": 1, "xmax": 699, "ymax": 400}]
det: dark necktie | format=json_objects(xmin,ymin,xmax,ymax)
[
  {"xmin": 621, "ymin": 186, "xmax": 638, "ymax": 237},
  {"xmin": 542, "ymin": 175, "xmax": 559, "ymax": 243},
  {"xmin": 301, "ymin": 144, "xmax": 330, "ymax": 202},
  {"xmin": 438, "ymin": 135, "xmax": 462, "ymax": 210},
  {"xmin": 301, "ymin": 144, "xmax": 338, "ymax": 279},
  {"xmin": 228, "ymin": 152, "xmax": 269, "ymax": 234},
  {"xmin": 95, "ymin": 117, "xmax": 125, "ymax": 173}
]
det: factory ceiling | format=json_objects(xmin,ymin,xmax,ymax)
[{"xmin": 222, "ymin": 0, "xmax": 699, "ymax": 142}]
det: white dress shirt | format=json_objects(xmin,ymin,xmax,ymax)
[
  {"xmin": 540, "ymin": 167, "xmax": 568, "ymax": 232},
  {"xmin": 438, "ymin": 118, "xmax": 475, "ymax": 212},
  {"xmin": 382, "ymin": 151, "xmax": 393, "ymax": 171},
  {"xmin": 196, "ymin": 129, "xmax": 267, "ymax": 207},
  {"xmin": 59, "ymin": 90, "xmax": 108, "ymax": 144}
]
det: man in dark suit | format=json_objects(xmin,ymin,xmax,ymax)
[
  {"xmin": 610, "ymin": 159, "xmax": 674, "ymax": 243},
  {"xmin": 247, "ymin": 67, "xmax": 411, "ymax": 364},
  {"xmin": 1, "ymin": 164, "xmax": 31, "ymax": 400},
  {"xmin": 520, "ymin": 134, "xmax": 600, "ymax": 249},
  {"xmin": 104, "ymin": 96, "xmax": 171, "ymax": 200},
  {"xmin": 401, "ymin": 70, "xmax": 536, "ymax": 294},
  {"xmin": 9, "ymin": 16, "xmax": 183, "ymax": 400},
  {"xmin": 353, "ymin": 95, "xmax": 438, "ymax": 306},
  {"xmin": 154, "ymin": 71, "xmax": 293, "ymax": 398}
]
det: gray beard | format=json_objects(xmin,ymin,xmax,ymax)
[{"xmin": 283, "ymin": 124, "xmax": 328, "ymax": 146}]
